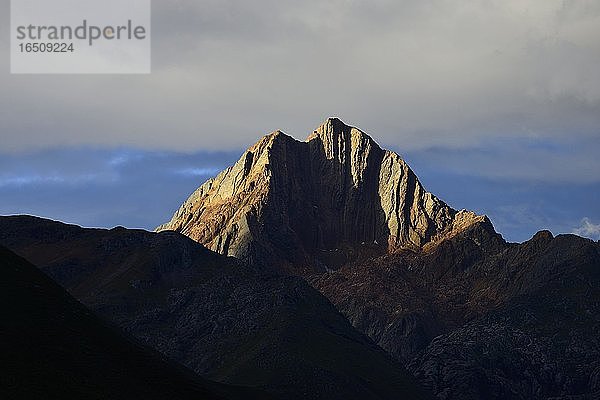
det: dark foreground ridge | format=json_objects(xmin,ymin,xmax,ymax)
[
  {"xmin": 0, "ymin": 215, "xmax": 431, "ymax": 400},
  {"xmin": 0, "ymin": 245, "xmax": 265, "ymax": 400}
]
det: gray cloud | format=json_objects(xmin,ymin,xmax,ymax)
[{"xmin": 1, "ymin": 0, "xmax": 599, "ymax": 182}]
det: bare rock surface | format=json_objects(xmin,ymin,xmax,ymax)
[{"xmin": 157, "ymin": 118, "xmax": 486, "ymax": 273}]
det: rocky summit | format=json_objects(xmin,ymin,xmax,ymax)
[
  {"xmin": 158, "ymin": 117, "xmax": 486, "ymax": 273},
  {"xmin": 154, "ymin": 117, "xmax": 600, "ymax": 399}
]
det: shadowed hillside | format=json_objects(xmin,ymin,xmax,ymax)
[
  {"xmin": 0, "ymin": 215, "xmax": 430, "ymax": 400},
  {"xmin": 0, "ymin": 245, "xmax": 266, "ymax": 400}
]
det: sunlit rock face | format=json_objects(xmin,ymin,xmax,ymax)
[{"xmin": 157, "ymin": 118, "xmax": 488, "ymax": 273}]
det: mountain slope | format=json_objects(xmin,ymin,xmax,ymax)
[
  {"xmin": 312, "ymin": 220, "xmax": 507, "ymax": 363},
  {"xmin": 157, "ymin": 118, "xmax": 486, "ymax": 273},
  {"xmin": 0, "ymin": 215, "xmax": 431, "ymax": 400},
  {"xmin": 313, "ymin": 224, "xmax": 600, "ymax": 399},
  {"xmin": 0, "ymin": 245, "xmax": 262, "ymax": 400}
]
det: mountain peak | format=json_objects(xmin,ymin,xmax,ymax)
[
  {"xmin": 307, "ymin": 117, "xmax": 354, "ymax": 139},
  {"xmin": 306, "ymin": 118, "xmax": 379, "ymax": 160},
  {"xmin": 158, "ymin": 119, "xmax": 491, "ymax": 272}
]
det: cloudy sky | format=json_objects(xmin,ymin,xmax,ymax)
[{"xmin": 1, "ymin": 0, "xmax": 599, "ymax": 242}]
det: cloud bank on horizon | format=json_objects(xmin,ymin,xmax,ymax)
[{"xmin": 0, "ymin": 0, "xmax": 599, "ymax": 241}]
